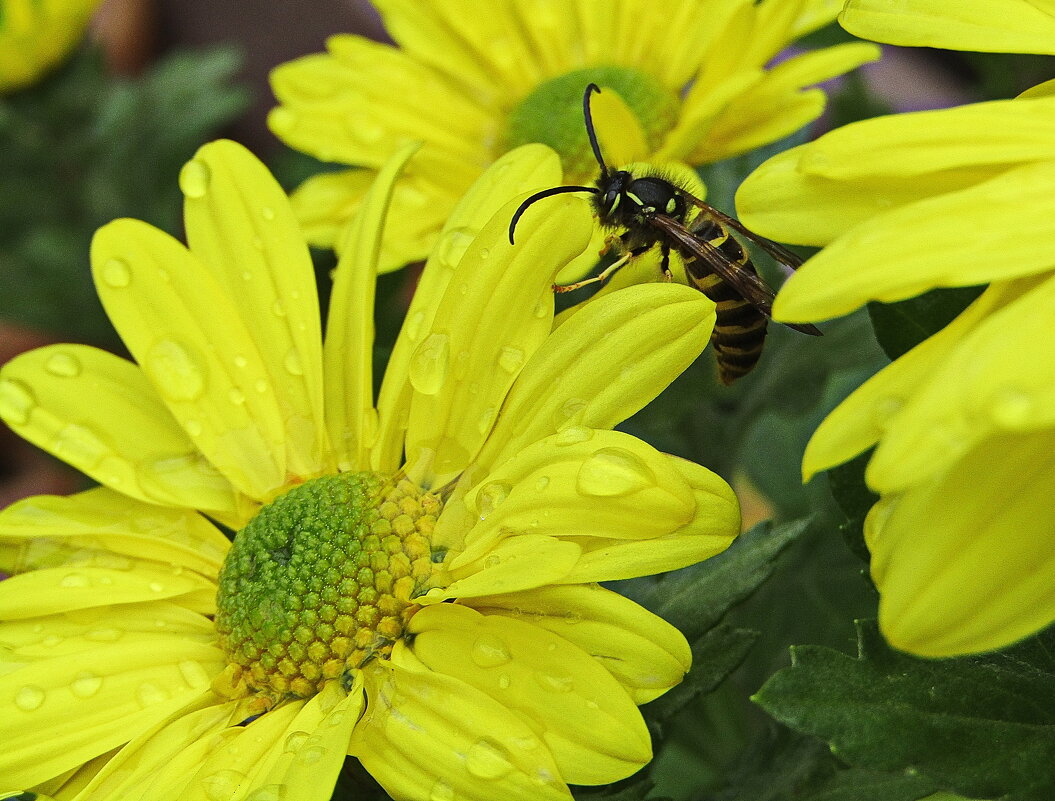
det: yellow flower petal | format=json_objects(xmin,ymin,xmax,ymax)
[
  {"xmin": 0, "ymin": 0, "xmax": 100, "ymax": 93},
  {"xmin": 800, "ymin": 281, "xmax": 1021, "ymax": 480},
  {"xmin": 373, "ymin": 144, "xmax": 564, "ymax": 472},
  {"xmin": 0, "ymin": 487, "xmax": 229, "ymax": 579},
  {"xmin": 181, "ymin": 140, "xmax": 330, "ymax": 480},
  {"xmin": 352, "ymin": 657, "xmax": 571, "ymax": 801},
  {"xmin": 0, "ymin": 564, "xmax": 215, "ymax": 619},
  {"xmin": 403, "ymin": 193, "xmax": 593, "ymax": 487},
  {"xmin": 73, "ymin": 694, "xmax": 235, "ymax": 800},
  {"xmin": 839, "ymin": 0, "xmax": 1055, "ymax": 54},
  {"xmin": 867, "ymin": 430, "xmax": 1055, "ymax": 657},
  {"xmin": 0, "ymin": 344, "xmax": 245, "ymax": 518},
  {"xmin": 558, "ymin": 454, "xmax": 739, "ymax": 584},
  {"xmin": 467, "ymin": 583, "xmax": 691, "ymax": 705},
  {"xmin": 438, "ymin": 534, "xmax": 583, "ymax": 600},
  {"xmin": 475, "ymin": 283, "xmax": 715, "ymax": 473},
  {"xmin": 447, "ymin": 430, "xmax": 695, "ymax": 572},
  {"xmin": 91, "ymin": 219, "xmax": 287, "ymax": 500},
  {"xmin": 408, "ymin": 603, "xmax": 652, "ymax": 785},
  {"xmin": 867, "ymin": 274, "xmax": 1055, "ymax": 494},
  {"xmin": 774, "ymin": 160, "xmax": 1055, "ymax": 322},
  {"xmin": 0, "ymin": 639, "xmax": 222, "ymax": 788},
  {"xmin": 324, "ymin": 142, "xmax": 420, "ymax": 470}
]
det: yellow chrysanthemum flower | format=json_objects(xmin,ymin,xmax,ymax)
[
  {"xmin": 735, "ymin": 5, "xmax": 1055, "ymax": 658},
  {"xmin": 267, "ymin": 0, "xmax": 879, "ymax": 270},
  {"xmin": 0, "ymin": 0, "xmax": 101, "ymax": 93},
  {"xmin": 0, "ymin": 138, "xmax": 739, "ymax": 799}
]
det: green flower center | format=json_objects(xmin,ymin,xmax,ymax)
[
  {"xmin": 215, "ymin": 472, "xmax": 441, "ymax": 700},
  {"xmin": 503, "ymin": 66, "xmax": 680, "ymax": 179}
]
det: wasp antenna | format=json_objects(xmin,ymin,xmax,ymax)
[
  {"xmin": 508, "ymin": 185, "xmax": 598, "ymax": 244},
  {"xmin": 583, "ymin": 83, "xmax": 609, "ymax": 179}
]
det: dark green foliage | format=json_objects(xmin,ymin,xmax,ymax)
[
  {"xmin": 0, "ymin": 45, "xmax": 248, "ymax": 347},
  {"xmin": 867, "ymin": 285, "xmax": 986, "ymax": 361}
]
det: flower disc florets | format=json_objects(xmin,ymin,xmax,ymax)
[{"xmin": 215, "ymin": 472, "xmax": 440, "ymax": 699}]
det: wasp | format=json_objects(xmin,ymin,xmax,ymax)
[{"xmin": 508, "ymin": 83, "xmax": 821, "ymax": 384}]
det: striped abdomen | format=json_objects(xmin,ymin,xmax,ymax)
[{"xmin": 682, "ymin": 221, "xmax": 768, "ymax": 385}]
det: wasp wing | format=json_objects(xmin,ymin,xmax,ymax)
[
  {"xmin": 647, "ymin": 213, "xmax": 822, "ymax": 337},
  {"xmin": 678, "ymin": 192, "xmax": 806, "ymax": 270}
]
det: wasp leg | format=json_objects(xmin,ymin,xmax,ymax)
[
  {"xmin": 660, "ymin": 243, "xmax": 674, "ymax": 282},
  {"xmin": 553, "ymin": 251, "xmax": 633, "ymax": 293}
]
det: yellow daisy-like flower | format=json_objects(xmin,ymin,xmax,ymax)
[
  {"xmin": 0, "ymin": 138, "xmax": 739, "ymax": 799},
  {"xmin": 0, "ymin": 0, "xmax": 101, "ymax": 93},
  {"xmin": 735, "ymin": 5, "xmax": 1055, "ymax": 658},
  {"xmin": 268, "ymin": 0, "xmax": 879, "ymax": 270}
]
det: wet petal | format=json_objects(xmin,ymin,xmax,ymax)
[
  {"xmin": 437, "ymin": 535, "xmax": 583, "ymax": 600},
  {"xmin": 0, "ymin": 345, "xmax": 244, "ymax": 518},
  {"xmin": 467, "ymin": 583, "xmax": 691, "ymax": 704},
  {"xmin": 323, "ymin": 142, "xmax": 419, "ymax": 471},
  {"xmin": 773, "ymin": 160, "xmax": 1055, "ymax": 322},
  {"xmin": 374, "ymin": 144, "xmax": 563, "ymax": 473},
  {"xmin": 408, "ymin": 603, "xmax": 652, "ymax": 785},
  {"xmin": 0, "ymin": 487, "xmax": 229, "ymax": 579},
  {"xmin": 182, "ymin": 140, "xmax": 329, "ymax": 479},
  {"xmin": 403, "ymin": 193, "xmax": 593, "ymax": 487},
  {"xmin": 447, "ymin": 430, "xmax": 696, "ymax": 572},
  {"xmin": 92, "ymin": 219, "xmax": 286, "ymax": 500},
  {"xmin": 867, "ymin": 430, "xmax": 1055, "ymax": 657},
  {"xmin": 351, "ymin": 658, "xmax": 570, "ymax": 801},
  {"xmin": 867, "ymin": 274, "xmax": 1055, "ymax": 493},
  {"xmin": 840, "ymin": 0, "xmax": 1055, "ymax": 54},
  {"xmin": 475, "ymin": 283, "xmax": 714, "ymax": 473},
  {"xmin": 0, "ymin": 638, "xmax": 222, "ymax": 789}
]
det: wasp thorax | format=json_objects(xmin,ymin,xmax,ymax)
[
  {"xmin": 503, "ymin": 66, "xmax": 680, "ymax": 180},
  {"xmin": 215, "ymin": 472, "xmax": 440, "ymax": 699}
]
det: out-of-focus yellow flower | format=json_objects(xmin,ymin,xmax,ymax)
[
  {"xmin": 0, "ymin": 0, "xmax": 101, "ymax": 93},
  {"xmin": 0, "ymin": 139, "xmax": 739, "ymax": 799},
  {"xmin": 735, "ymin": 8, "xmax": 1055, "ymax": 658},
  {"xmin": 268, "ymin": 0, "xmax": 878, "ymax": 270}
]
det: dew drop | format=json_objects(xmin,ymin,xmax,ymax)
[
  {"xmin": 0, "ymin": 377, "xmax": 36, "ymax": 425},
  {"xmin": 42, "ymin": 634, "xmax": 63, "ymax": 647},
  {"xmin": 137, "ymin": 682, "xmax": 169, "ymax": 707},
  {"xmin": 233, "ymin": 355, "xmax": 249, "ymax": 369},
  {"xmin": 184, "ymin": 419, "xmax": 204, "ymax": 437},
  {"xmin": 556, "ymin": 397, "xmax": 588, "ymax": 426},
  {"xmin": 430, "ymin": 780, "xmax": 455, "ymax": 801},
  {"xmin": 435, "ymin": 227, "xmax": 475, "ymax": 270},
  {"xmin": 284, "ymin": 730, "xmax": 310, "ymax": 754},
  {"xmin": 990, "ymin": 386, "xmax": 1033, "ymax": 428},
  {"xmin": 179, "ymin": 159, "xmax": 211, "ymax": 199},
  {"xmin": 271, "ymin": 300, "xmax": 286, "ymax": 318},
  {"xmin": 498, "ymin": 673, "xmax": 511, "ymax": 689},
  {"xmin": 146, "ymin": 339, "xmax": 207, "ymax": 402},
  {"xmin": 100, "ymin": 257, "xmax": 132, "ymax": 288},
  {"xmin": 15, "ymin": 685, "xmax": 45, "ymax": 711},
  {"xmin": 404, "ymin": 310, "xmax": 427, "ymax": 343},
  {"xmin": 59, "ymin": 572, "xmax": 90, "ymax": 588},
  {"xmin": 71, "ymin": 671, "xmax": 102, "ymax": 698},
  {"xmin": 261, "ymin": 206, "xmax": 276, "ymax": 221},
  {"xmin": 577, "ymin": 447, "xmax": 656, "ymax": 497},
  {"xmin": 179, "ymin": 660, "xmax": 211, "ymax": 689},
  {"xmin": 409, "ymin": 333, "xmax": 450, "ymax": 395},
  {"xmin": 533, "ymin": 295, "xmax": 551, "ymax": 318},
  {"xmin": 200, "ymin": 769, "xmax": 246, "ymax": 801},
  {"xmin": 149, "ymin": 581, "xmax": 165, "ymax": 593},
  {"xmin": 254, "ymin": 378, "xmax": 269, "ymax": 394},
  {"xmin": 283, "ymin": 349, "xmax": 304, "ymax": 377},
  {"xmin": 85, "ymin": 627, "xmax": 123, "ymax": 642},
  {"xmin": 477, "ymin": 481, "xmax": 511, "ymax": 520},
  {"xmin": 53, "ymin": 423, "xmax": 109, "ymax": 469},
  {"xmin": 465, "ymin": 738, "xmax": 515, "ymax": 779},
  {"xmin": 471, "ymin": 633, "xmax": 513, "ymax": 668},
  {"xmin": 497, "ymin": 346, "xmax": 525, "ymax": 374},
  {"xmin": 554, "ymin": 425, "xmax": 593, "ymax": 446},
  {"xmin": 246, "ymin": 785, "xmax": 286, "ymax": 801},
  {"xmin": 477, "ymin": 406, "xmax": 497, "ymax": 435},
  {"xmin": 479, "ymin": 246, "xmax": 491, "ymax": 260},
  {"xmin": 229, "ymin": 387, "xmax": 246, "ymax": 405},
  {"xmin": 535, "ymin": 475, "xmax": 550, "ymax": 492},
  {"xmin": 44, "ymin": 351, "xmax": 81, "ymax": 377},
  {"xmin": 535, "ymin": 669, "xmax": 574, "ymax": 693},
  {"xmin": 296, "ymin": 741, "xmax": 327, "ymax": 765}
]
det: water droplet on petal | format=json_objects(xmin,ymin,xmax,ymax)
[
  {"xmin": 42, "ymin": 634, "xmax": 63, "ymax": 647},
  {"xmin": 261, "ymin": 206, "xmax": 276, "ymax": 221},
  {"xmin": 283, "ymin": 349, "xmax": 304, "ymax": 377},
  {"xmin": 409, "ymin": 333, "xmax": 450, "ymax": 395},
  {"xmin": 149, "ymin": 581, "xmax": 165, "ymax": 593},
  {"xmin": 477, "ymin": 406, "xmax": 497, "ymax": 435},
  {"xmin": 71, "ymin": 671, "xmax": 102, "ymax": 698},
  {"xmin": 86, "ymin": 627, "xmax": 123, "ymax": 642},
  {"xmin": 137, "ymin": 682, "xmax": 169, "ymax": 707},
  {"xmin": 229, "ymin": 387, "xmax": 246, "ymax": 405},
  {"xmin": 477, "ymin": 481, "xmax": 511, "ymax": 520},
  {"xmin": 556, "ymin": 397, "xmax": 588, "ymax": 427},
  {"xmin": 254, "ymin": 378, "xmax": 269, "ymax": 394},
  {"xmin": 497, "ymin": 346, "xmax": 525, "ymax": 374},
  {"xmin": 465, "ymin": 738, "xmax": 515, "ymax": 779},
  {"xmin": 471, "ymin": 633, "xmax": 512, "ymax": 668},
  {"xmin": 233, "ymin": 355, "xmax": 249, "ymax": 369},
  {"xmin": 498, "ymin": 673, "xmax": 511, "ymax": 689},
  {"xmin": 990, "ymin": 386, "xmax": 1033, "ymax": 428},
  {"xmin": 296, "ymin": 740, "xmax": 327, "ymax": 765},
  {"xmin": 871, "ymin": 395, "xmax": 903, "ymax": 427},
  {"xmin": 179, "ymin": 660, "xmax": 211, "ymax": 689},
  {"xmin": 533, "ymin": 295, "xmax": 551, "ymax": 318},
  {"xmin": 247, "ymin": 785, "xmax": 286, "ymax": 801},
  {"xmin": 405, "ymin": 310, "xmax": 427, "ymax": 343},
  {"xmin": 179, "ymin": 159, "xmax": 211, "ymax": 199},
  {"xmin": 15, "ymin": 685, "xmax": 45, "ymax": 711},
  {"xmin": 555, "ymin": 425, "xmax": 593, "ymax": 446},
  {"xmin": 184, "ymin": 419, "xmax": 204, "ymax": 437},
  {"xmin": 201, "ymin": 769, "xmax": 247, "ymax": 801},
  {"xmin": 435, "ymin": 227, "xmax": 475, "ymax": 270},
  {"xmin": 430, "ymin": 780, "xmax": 455, "ymax": 801},
  {"xmin": 0, "ymin": 378, "xmax": 36, "ymax": 425},
  {"xmin": 100, "ymin": 257, "xmax": 132, "ymax": 287},
  {"xmin": 44, "ymin": 351, "xmax": 81, "ymax": 377},
  {"xmin": 535, "ymin": 669, "xmax": 573, "ymax": 693},
  {"xmin": 577, "ymin": 447, "xmax": 656, "ymax": 497},
  {"xmin": 52, "ymin": 423, "xmax": 109, "ymax": 469},
  {"xmin": 479, "ymin": 246, "xmax": 491, "ymax": 260},
  {"xmin": 146, "ymin": 339, "xmax": 207, "ymax": 402},
  {"xmin": 284, "ymin": 730, "xmax": 310, "ymax": 754},
  {"xmin": 59, "ymin": 572, "xmax": 89, "ymax": 588},
  {"xmin": 535, "ymin": 475, "xmax": 550, "ymax": 492}
]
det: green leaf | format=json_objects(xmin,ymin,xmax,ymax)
[
  {"xmin": 755, "ymin": 621, "xmax": 1055, "ymax": 801},
  {"xmin": 824, "ymin": 449, "xmax": 877, "ymax": 565},
  {"xmin": 867, "ymin": 286, "xmax": 985, "ymax": 361}
]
